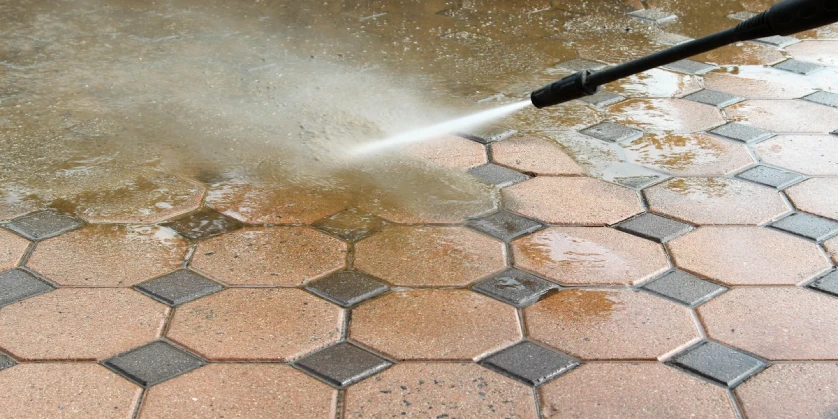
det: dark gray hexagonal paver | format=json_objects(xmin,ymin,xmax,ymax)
[
  {"xmin": 467, "ymin": 211, "xmax": 543, "ymax": 242},
  {"xmin": 770, "ymin": 213, "xmax": 838, "ymax": 242},
  {"xmin": 472, "ymin": 268, "xmax": 557, "ymax": 307},
  {"xmin": 305, "ymin": 271, "xmax": 389, "ymax": 307},
  {"xmin": 580, "ymin": 122, "xmax": 643, "ymax": 143},
  {"xmin": 295, "ymin": 342, "xmax": 392, "ymax": 387},
  {"xmin": 810, "ymin": 270, "xmax": 838, "ymax": 297},
  {"xmin": 481, "ymin": 341, "xmax": 579, "ymax": 386},
  {"xmin": 5, "ymin": 210, "xmax": 82, "ymax": 240},
  {"xmin": 668, "ymin": 341, "xmax": 765, "ymax": 388},
  {"xmin": 616, "ymin": 213, "xmax": 693, "ymax": 243},
  {"xmin": 642, "ymin": 270, "xmax": 727, "ymax": 307},
  {"xmin": 682, "ymin": 90, "xmax": 744, "ymax": 108},
  {"xmin": 0, "ymin": 269, "xmax": 54, "ymax": 307},
  {"xmin": 736, "ymin": 165, "xmax": 806, "ymax": 190},
  {"xmin": 103, "ymin": 341, "xmax": 205, "ymax": 387},
  {"xmin": 773, "ymin": 59, "xmax": 824, "ymax": 75},
  {"xmin": 468, "ymin": 163, "xmax": 530, "ymax": 188},
  {"xmin": 710, "ymin": 123, "xmax": 773, "ymax": 144},
  {"xmin": 662, "ymin": 59, "xmax": 717, "ymax": 75},
  {"xmin": 135, "ymin": 269, "xmax": 223, "ymax": 307},
  {"xmin": 163, "ymin": 208, "xmax": 242, "ymax": 240}
]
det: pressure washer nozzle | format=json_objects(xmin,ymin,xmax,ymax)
[{"xmin": 530, "ymin": 70, "xmax": 597, "ymax": 109}]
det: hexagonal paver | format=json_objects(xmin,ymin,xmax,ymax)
[
  {"xmin": 350, "ymin": 289, "xmax": 521, "ymax": 361},
  {"xmin": 492, "ymin": 136, "xmax": 585, "ymax": 175},
  {"xmin": 512, "ymin": 227, "xmax": 669, "ymax": 286},
  {"xmin": 512, "ymin": 100, "xmax": 600, "ymax": 131},
  {"xmin": 503, "ymin": 177, "xmax": 642, "ymax": 225},
  {"xmin": 166, "ymin": 288, "xmax": 342, "ymax": 361},
  {"xmin": 695, "ymin": 42, "xmax": 785, "ymax": 66},
  {"xmin": 0, "ymin": 229, "xmax": 29, "ymax": 271},
  {"xmin": 786, "ymin": 178, "xmax": 838, "ymax": 221},
  {"xmin": 623, "ymin": 133, "xmax": 753, "ymax": 176},
  {"xmin": 191, "ymin": 227, "xmax": 346, "ymax": 286},
  {"xmin": 71, "ymin": 172, "xmax": 205, "ymax": 224},
  {"xmin": 699, "ymin": 287, "xmax": 838, "ymax": 360},
  {"xmin": 645, "ymin": 177, "xmax": 790, "ymax": 225},
  {"xmin": 539, "ymin": 363, "xmax": 735, "ymax": 418},
  {"xmin": 728, "ymin": 100, "xmax": 838, "ymax": 132},
  {"xmin": 754, "ymin": 135, "xmax": 838, "ymax": 176},
  {"xmin": 608, "ymin": 99, "xmax": 726, "ymax": 134},
  {"xmin": 353, "ymin": 226, "xmax": 505, "ymax": 287},
  {"xmin": 344, "ymin": 363, "xmax": 537, "ymax": 418},
  {"xmin": 737, "ymin": 363, "xmax": 838, "ymax": 418},
  {"xmin": 524, "ymin": 289, "xmax": 699, "ymax": 360},
  {"xmin": 206, "ymin": 181, "xmax": 350, "ymax": 224},
  {"xmin": 606, "ymin": 69, "xmax": 702, "ymax": 99},
  {"xmin": 786, "ymin": 40, "xmax": 838, "ymax": 66},
  {"xmin": 26, "ymin": 225, "xmax": 188, "ymax": 287},
  {"xmin": 404, "ymin": 135, "xmax": 487, "ymax": 169},
  {"xmin": 140, "ymin": 364, "xmax": 337, "ymax": 418},
  {"xmin": 0, "ymin": 288, "xmax": 168, "ymax": 360},
  {"xmin": 669, "ymin": 227, "xmax": 830, "ymax": 285},
  {"xmin": 0, "ymin": 363, "xmax": 141, "ymax": 418},
  {"xmin": 703, "ymin": 68, "xmax": 818, "ymax": 100}
]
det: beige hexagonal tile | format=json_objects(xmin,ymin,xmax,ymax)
[
  {"xmin": 26, "ymin": 225, "xmax": 187, "ymax": 286},
  {"xmin": 645, "ymin": 177, "xmax": 790, "ymax": 225},
  {"xmin": 350, "ymin": 289, "xmax": 521, "ymax": 360},
  {"xmin": 0, "ymin": 288, "xmax": 168, "ymax": 360},
  {"xmin": 754, "ymin": 135, "xmax": 838, "ymax": 176},
  {"xmin": 0, "ymin": 229, "xmax": 30, "ymax": 271},
  {"xmin": 524, "ymin": 289, "xmax": 700, "ymax": 360},
  {"xmin": 353, "ymin": 226, "xmax": 505, "ymax": 287},
  {"xmin": 540, "ymin": 363, "xmax": 735, "ymax": 418},
  {"xmin": 512, "ymin": 227, "xmax": 669, "ymax": 286},
  {"xmin": 786, "ymin": 40, "xmax": 838, "ymax": 66},
  {"xmin": 191, "ymin": 227, "xmax": 347, "ymax": 286},
  {"xmin": 703, "ymin": 67, "xmax": 818, "ymax": 100},
  {"xmin": 167, "ymin": 288, "xmax": 342, "ymax": 361},
  {"xmin": 511, "ymin": 101, "xmax": 601, "ymax": 131},
  {"xmin": 737, "ymin": 363, "xmax": 838, "ymax": 418},
  {"xmin": 503, "ymin": 177, "xmax": 643, "ymax": 225},
  {"xmin": 403, "ymin": 135, "xmax": 487, "ymax": 169},
  {"xmin": 695, "ymin": 42, "xmax": 785, "ymax": 66},
  {"xmin": 785, "ymin": 178, "xmax": 838, "ymax": 221},
  {"xmin": 609, "ymin": 99, "xmax": 726, "ymax": 134},
  {"xmin": 699, "ymin": 287, "xmax": 838, "ymax": 360},
  {"xmin": 491, "ymin": 135, "xmax": 585, "ymax": 176},
  {"xmin": 623, "ymin": 133, "xmax": 753, "ymax": 176},
  {"xmin": 669, "ymin": 227, "xmax": 831, "ymax": 285},
  {"xmin": 206, "ymin": 182, "xmax": 350, "ymax": 225},
  {"xmin": 604, "ymin": 69, "xmax": 702, "ymax": 99},
  {"xmin": 727, "ymin": 100, "xmax": 838, "ymax": 133}
]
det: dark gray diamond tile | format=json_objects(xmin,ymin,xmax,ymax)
[
  {"xmin": 6, "ymin": 210, "xmax": 82, "ymax": 240},
  {"xmin": 663, "ymin": 59, "xmax": 718, "ymax": 75},
  {"xmin": 306, "ymin": 271, "xmax": 388, "ymax": 307},
  {"xmin": 163, "ymin": 207, "xmax": 242, "ymax": 240},
  {"xmin": 472, "ymin": 269, "xmax": 557, "ymax": 307},
  {"xmin": 613, "ymin": 174, "xmax": 669, "ymax": 190},
  {"xmin": 728, "ymin": 11, "xmax": 756, "ymax": 21},
  {"xmin": 683, "ymin": 90, "xmax": 744, "ymax": 108},
  {"xmin": 803, "ymin": 91, "xmax": 838, "ymax": 109},
  {"xmin": 810, "ymin": 270, "xmax": 838, "ymax": 297},
  {"xmin": 481, "ymin": 341, "xmax": 579, "ymax": 386},
  {"xmin": 736, "ymin": 165, "xmax": 805, "ymax": 189},
  {"xmin": 710, "ymin": 122, "xmax": 773, "ymax": 144},
  {"xmin": 468, "ymin": 163, "xmax": 530, "ymax": 188},
  {"xmin": 832, "ymin": 129, "xmax": 838, "ymax": 136},
  {"xmin": 643, "ymin": 270, "xmax": 726, "ymax": 307},
  {"xmin": 628, "ymin": 9, "xmax": 677, "ymax": 23},
  {"xmin": 580, "ymin": 122, "xmax": 643, "ymax": 143},
  {"xmin": 773, "ymin": 59, "xmax": 824, "ymax": 75},
  {"xmin": 653, "ymin": 32, "xmax": 693, "ymax": 46},
  {"xmin": 616, "ymin": 213, "xmax": 693, "ymax": 243},
  {"xmin": 754, "ymin": 35, "xmax": 800, "ymax": 48},
  {"xmin": 578, "ymin": 90, "xmax": 625, "ymax": 107},
  {"xmin": 135, "ymin": 269, "xmax": 223, "ymax": 306},
  {"xmin": 103, "ymin": 341, "xmax": 205, "ymax": 387},
  {"xmin": 467, "ymin": 211, "xmax": 543, "ymax": 242},
  {"xmin": 295, "ymin": 342, "xmax": 391, "ymax": 387},
  {"xmin": 770, "ymin": 213, "xmax": 838, "ymax": 242},
  {"xmin": 556, "ymin": 58, "xmax": 607, "ymax": 72},
  {"xmin": 669, "ymin": 341, "xmax": 765, "ymax": 388},
  {"xmin": 0, "ymin": 352, "xmax": 16, "ymax": 371},
  {"xmin": 462, "ymin": 126, "xmax": 518, "ymax": 144},
  {"xmin": 0, "ymin": 268, "xmax": 54, "ymax": 307},
  {"xmin": 313, "ymin": 209, "xmax": 387, "ymax": 242}
]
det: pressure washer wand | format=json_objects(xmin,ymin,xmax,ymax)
[{"xmin": 531, "ymin": 0, "xmax": 838, "ymax": 108}]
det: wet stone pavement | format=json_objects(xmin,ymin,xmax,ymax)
[{"xmin": 2, "ymin": 0, "xmax": 838, "ymax": 418}]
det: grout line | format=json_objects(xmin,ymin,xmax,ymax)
[{"xmin": 131, "ymin": 388, "xmax": 147, "ymax": 419}]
